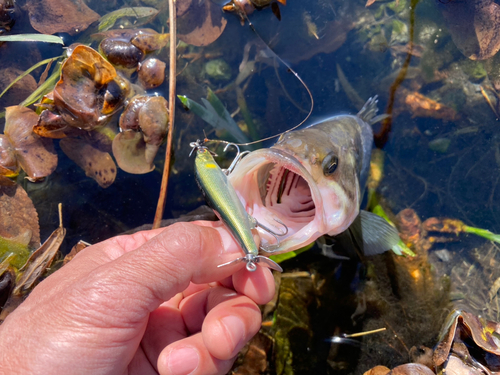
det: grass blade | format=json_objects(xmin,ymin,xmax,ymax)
[
  {"xmin": 0, "ymin": 56, "xmax": 62, "ymax": 101},
  {"xmin": 0, "ymin": 34, "xmax": 64, "ymax": 44}
]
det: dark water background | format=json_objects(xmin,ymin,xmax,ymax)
[{"xmin": 2, "ymin": 0, "xmax": 500, "ymax": 373}]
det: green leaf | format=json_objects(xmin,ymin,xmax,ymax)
[
  {"xmin": 21, "ymin": 63, "xmax": 62, "ymax": 107},
  {"xmin": 98, "ymin": 7, "xmax": 159, "ymax": 32},
  {"xmin": 177, "ymin": 92, "xmax": 249, "ymax": 143},
  {"xmin": 0, "ymin": 34, "xmax": 64, "ymax": 44},
  {"xmin": 0, "ymin": 56, "xmax": 62, "ymax": 101}
]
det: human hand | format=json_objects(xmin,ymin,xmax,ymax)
[{"xmin": 0, "ymin": 222, "xmax": 276, "ymax": 375}]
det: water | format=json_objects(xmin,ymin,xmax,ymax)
[{"xmin": 1, "ymin": 0, "xmax": 500, "ymax": 373}]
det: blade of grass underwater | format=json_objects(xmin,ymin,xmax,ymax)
[
  {"xmin": 21, "ymin": 63, "xmax": 61, "ymax": 107},
  {"xmin": 98, "ymin": 7, "xmax": 159, "ymax": 32},
  {"xmin": 464, "ymin": 226, "xmax": 500, "ymax": 243},
  {"xmin": 178, "ymin": 94, "xmax": 249, "ymax": 143},
  {"xmin": 0, "ymin": 56, "xmax": 61, "ymax": 101},
  {"xmin": 0, "ymin": 34, "xmax": 64, "ymax": 44}
]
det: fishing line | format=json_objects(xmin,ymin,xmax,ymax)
[{"xmin": 206, "ymin": 10, "xmax": 314, "ymax": 147}]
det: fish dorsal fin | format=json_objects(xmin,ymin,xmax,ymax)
[
  {"xmin": 357, "ymin": 96, "xmax": 390, "ymax": 125},
  {"xmin": 348, "ymin": 210, "xmax": 401, "ymax": 256}
]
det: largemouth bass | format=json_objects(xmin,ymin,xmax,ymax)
[
  {"xmin": 192, "ymin": 142, "xmax": 283, "ymax": 271},
  {"xmin": 228, "ymin": 97, "xmax": 399, "ymax": 255}
]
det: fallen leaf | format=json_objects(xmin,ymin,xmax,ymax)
[
  {"xmin": 438, "ymin": 0, "xmax": 500, "ymax": 60},
  {"xmin": 14, "ymin": 225, "xmax": 66, "ymax": 295},
  {"xmin": 0, "ymin": 67, "xmax": 38, "ymax": 108},
  {"xmin": 0, "ymin": 182, "xmax": 40, "ymax": 248},
  {"xmin": 4, "ymin": 106, "xmax": 58, "ymax": 181},
  {"xmin": 24, "ymin": 0, "xmax": 100, "ymax": 36},
  {"xmin": 60, "ymin": 137, "xmax": 117, "ymax": 188},
  {"xmin": 63, "ymin": 240, "xmax": 88, "ymax": 265},
  {"xmin": 177, "ymin": 0, "xmax": 227, "ymax": 47}
]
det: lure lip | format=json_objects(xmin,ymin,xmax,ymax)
[{"xmin": 229, "ymin": 147, "xmax": 331, "ymax": 254}]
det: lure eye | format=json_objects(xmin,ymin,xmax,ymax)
[{"xmin": 322, "ymin": 152, "xmax": 338, "ymax": 176}]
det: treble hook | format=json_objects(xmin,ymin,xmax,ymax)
[
  {"xmin": 218, "ymin": 254, "xmax": 283, "ymax": 272},
  {"xmin": 247, "ymin": 216, "xmax": 288, "ymax": 251},
  {"xmin": 189, "ymin": 139, "xmax": 217, "ymax": 157},
  {"xmin": 222, "ymin": 143, "xmax": 250, "ymax": 175}
]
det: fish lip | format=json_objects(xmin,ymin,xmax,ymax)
[{"xmin": 228, "ymin": 147, "xmax": 326, "ymax": 253}]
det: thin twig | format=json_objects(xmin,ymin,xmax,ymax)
[{"xmin": 152, "ymin": 0, "xmax": 177, "ymax": 229}]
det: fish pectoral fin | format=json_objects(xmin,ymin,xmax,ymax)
[{"xmin": 348, "ymin": 210, "xmax": 401, "ymax": 256}]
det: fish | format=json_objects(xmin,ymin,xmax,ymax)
[
  {"xmin": 192, "ymin": 141, "xmax": 283, "ymax": 272},
  {"xmin": 228, "ymin": 97, "xmax": 400, "ymax": 256}
]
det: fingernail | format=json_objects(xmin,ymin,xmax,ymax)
[
  {"xmin": 168, "ymin": 347, "xmax": 199, "ymax": 375},
  {"xmin": 221, "ymin": 315, "xmax": 246, "ymax": 352}
]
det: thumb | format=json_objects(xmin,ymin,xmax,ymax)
[{"xmin": 78, "ymin": 222, "xmax": 245, "ymax": 321}]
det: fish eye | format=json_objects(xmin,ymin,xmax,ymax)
[{"xmin": 322, "ymin": 152, "xmax": 338, "ymax": 176}]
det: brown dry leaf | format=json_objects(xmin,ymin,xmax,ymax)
[
  {"xmin": 112, "ymin": 131, "xmax": 154, "ymax": 174},
  {"xmin": 176, "ymin": 0, "xmax": 192, "ymax": 17},
  {"xmin": 0, "ymin": 183, "xmax": 40, "ymax": 248},
  {"xmin": 60, "ymin": 137, "xmax": 117, "ymax": 188},
  {"xmin": 63, "ymin": 240, "xmax": 88, "ymax": 265},
  {"xmin": 53, "ymin": 45, "xmax": 117, "ymax": 130},
  {"xmin": 177, "ymin": 0, "xmax": 227, "ymax": 47},
  {"xmin": 24, "ymin": 0, "xmax": 100, "ymax": 35},
  {"xmin": 4, "ymin": 106, "xmax": 58, "ymax": 181},
  {"xmin": 438, "ymin": 0, "xmax": 500, "ymax": 60},
  {"xmin": 365, "ymin": 0, "xmax": 377, "ymax": 7},
  {"xmin": 14, "ymin": 226, "xmax": 66, "ymax": 295},
  {"xmin": 0, "ymin": 67, "xmax": 37, "ymax": 108}
]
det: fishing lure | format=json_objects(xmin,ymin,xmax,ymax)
[{"xmin": 190, "ymin": 140, "xmax": 284, "ymax": 272}]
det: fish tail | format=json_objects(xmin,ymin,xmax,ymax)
[{"xmin": 357, "ymin": 95, "xmax": 389, "ymax": 125}]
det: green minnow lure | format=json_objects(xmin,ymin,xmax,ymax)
[{"xmin": 190, "ymin": 140, "xmax": 283, "ymax": 272}]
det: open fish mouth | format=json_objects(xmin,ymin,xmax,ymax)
[{"xmin": 228, "ymin": 148, "xmax": 332, "ymax": 253}]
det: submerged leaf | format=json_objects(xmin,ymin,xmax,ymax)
[
  {"xmin": 177, "ymin": 0, "xmax": 227, "ymax": 47},
  {"xmin": 98, "ymin": 7, "xmax": 159, "ymax": 32},
  {"xmin": 0, "ymin": 67, "xmax": 38, "ymax": 108},
  {"xmin": 438, "ymin": 0, "xmax": 500, "ymax": 60},
  {"xmin": 0, "ymin": 34, "xmax": 64, "ymax": 44},
  {"xmin": 25, "ymin": 0, "xmax": 100, "ymax": 36},
  {"xmin": 0, "ymin": 183, "xmax": 40, "ymax": 250},
  {"xmin": 0, "ymin": 58, "xmax": 60, "ymax": 103},
  {"xmin": 60, "ymin": 138, "xmax": 117, "ymax": 188},
  {"xmin": 178, "ymin": 89, "xmax": 249, "ymax": 143},
  {"xmin": 4, "ymin": 106, "xmax": 58, "ymax": 181}
]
